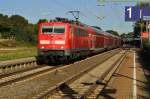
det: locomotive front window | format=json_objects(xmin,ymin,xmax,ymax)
[
  {"xmin": 54, "ymin": 26, "xmax": 65, "ymax": 34},
  {"xmin": 42, "ymin": 26, "xmax": 53, "ymax": 34},
  {"xmin": 42, "ymin": 25, "xmax": 65, "ymax": 34}
]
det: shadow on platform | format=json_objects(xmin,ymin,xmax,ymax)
[
  {"xmin": 136, "ymin": 51, "xmax": 150, "ymax": 99},
  {"xmin": 59, "ymin": 83, "xmax": 78, "ymax": 99}
]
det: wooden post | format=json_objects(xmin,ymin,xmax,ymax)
[
  {"xmin": 141, "ymin": 23, "xmax": 143, "ymax": 48},
  {"xmin": 149, "ymin": 21, "xmax": 150, "ymax": 42}
]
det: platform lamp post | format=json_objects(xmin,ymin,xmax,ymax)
[
  {"xmin": 145, "ymin": 20, "xmax": 150, "ymax": 42},
  {"xmin": 140, "ymin": 22, "xmax": 143, "ymax": 48},
  {"xmin": 148, "ymin": 21, "xmax": 150, "ymax": 42}
]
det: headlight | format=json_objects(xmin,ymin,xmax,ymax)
[
  {"xmin": 40, "ymin": 40, "xmax": 50, "ymax": 44},
  {"xmin": 61, "ymin": 46, "xmax": 64, "ymax": 49},
  {"xmin": 54, "ymin": 40, "xmax": 65, "ymax": 44},
  {"xmin": 41, "ymin": 46, "xmax": 44, "ymax": 49}
]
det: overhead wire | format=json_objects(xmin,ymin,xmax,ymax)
[
  {"xmin": 73, "ymin": 0, "xmax": 105, "ymax": 26},
  {"xmin": 110, "ymin": 1, "xmax": 138, "ymax": 32},
  {"xmin": 78, "ymin": 0, "xmax": 105, "ymax": 20},
  {"xmin": 51, "ymin": 0, "xmax": 103, "ymax": 26},
  {"xmin": 96, "ymin": 1, "xmax": 134, "ymax": 33}
]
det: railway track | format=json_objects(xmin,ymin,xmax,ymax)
[
  {"xmin": 0, "ymin": 57, "xmax": 59, "ymax": 87},
  {"xmin": 0, "ymin": 66, "xmax": 57, "ymax": 87},
  {"xmin": 0, "ymin": 57, "xmax": 37, "ymax": 76},
  {"xmin": 34, "ymin": 50, "xmax": 126, "ymax": 99},
  {"xmin": 0, "ymin": 48, "xmax": 122, "ymax": 99},
  {"xmin": 0, "ymin": 49, "xmax": 119, "ymax": 87}
]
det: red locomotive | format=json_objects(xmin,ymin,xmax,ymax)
[{"xmin": 37, "ymin": 18, "xmax": 121, "ymax": 64}]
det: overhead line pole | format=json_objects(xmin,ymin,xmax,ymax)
[
  {"xmin": 149, "ymin": 21, "xmax": 150, "ymax": 42},
  {"xmin": 140, "ymin": 22, "xmax": 143, "ymax": 48}
]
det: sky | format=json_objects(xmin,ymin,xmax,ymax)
[{"xmin": 0, "ymin": 0, "xmax": 144, "ymax": 34}]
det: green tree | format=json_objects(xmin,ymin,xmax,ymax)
[
  {"xmin": 0, "ymin": 14, "xmax": 13, "ymax": 38},
  {"xmin": 133, "ymin": 2, "xmax": 150, "ymax": 38},
  {"xmin": 0, "ymin": 13, "xmax": 38, "ymax": 45},
  {"xmin": 10, "ymin": 15, "xmax": 28, "ymax": 27},
  {"xmin": 92, "ymin": 26, "xmax": 102, "ymax": 31},
  {"xmin": 38, "ymin": 19, "xmax": 48, "ymax": 24},
  {"xmin": 106, "ymin": 30, "xmax": 119, "ymax": 36}
]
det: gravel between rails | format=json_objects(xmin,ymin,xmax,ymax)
[
  {"xmin": 47, "ymin": 50, "xmax": 125, "ymax": 99},
  {"xmin": 0, "ymin": 49, "xmax": 120, "ymax": 99}
]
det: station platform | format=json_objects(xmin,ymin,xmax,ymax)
[{"xmin": 99, "ymin": 49, "xmax": 150, "ymax": 99}]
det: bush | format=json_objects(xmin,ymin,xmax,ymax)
[
  {"xmin": 143, "ymin": 39, "xmax": 150, "ymax": 50},
  {"xmin": 142, "ymin": 38, "xmax": 150, "ymax": 58}
]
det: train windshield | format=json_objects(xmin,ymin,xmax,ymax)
[
  {"xmin": 42, "ymin": 26, "xmax": 53, "ymax": 34},
  {"xmin": 42, "ymin": 25, "xmax": 65, "ymax": 34},
  {"xmin": 54, "ymin": 26, "xmax": 65, "ymax": 33}
]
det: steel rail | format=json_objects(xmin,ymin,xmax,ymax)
[
  {"xmin": 0, "ymin": 66, "xmax": 58, "ymax": 87},
  {"xmin": 33, "ymin": 49, "xmax": 121, "ymax": 99},
  {"xmin": 0, "ymin": 57, "xmax": 37, "ymax": 76},
  {"xmin": 80, "ymin": 51, "xmax": 127, "ymax": 99}
]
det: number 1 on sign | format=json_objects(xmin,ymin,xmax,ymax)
[
  {"xmin": 125, "ymin": 6, "xmax": 141, "ymax": 21},
  {"xmin": 127, "ymin": 7, "xmax": 132, "ymax": 18}
]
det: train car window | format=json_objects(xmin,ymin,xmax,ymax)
[
  {"xmin": 54, "ymin": 26, "xmax": 65, "ymax": 34},
  {"xmin": 83, "ymin": 30, "xmax": 88, "ymax": 37},
  {"xmin": 79, "ymin": 29, "xmax": 84, "ymax": 37},
  {"xmin": 79, "ymin": 29, "xmax": 82, "ymax": 36},
  {"xmin": 74, "ymin": 29, "xmax": 77, "ymax": 36},
  {"xmin": 75, "ymin": 28, "xmax": 80, "ymax": 36},
  {"xmin": 85, "ymin": 31, "xmax": 88, "ymax": 37},
  {"xmin": 42, "ymin": 26, "xmax": 53, "ymax": 34},
  {"xmin": 74, "ymin": 28, "xmax": 88, "ymax": 37},
  {"xmin": 81, "ymin": 30, "xmax": 84, "ymax": 36}
]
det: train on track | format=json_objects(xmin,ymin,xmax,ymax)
[{"xmin": 37, "ymin": 17, "xmax": 121, "ymax": 64}]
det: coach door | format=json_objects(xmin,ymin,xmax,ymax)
[
  {"xmin": 103, "ymin": 36, "xmax": 107, "ymax": 48},
  {"xmin": 92, "ymin": 35, "xmax": 96, "ymax": 49},
  {"xmin": 70, "ymin": 26, "xmax": 75, "ymax": 49}
]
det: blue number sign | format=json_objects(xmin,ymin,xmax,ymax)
[
  {"xmin": 142, "ymin": 7, "xmax": 150, "ymax": 20},
  {"xmin": 125, "ymin": 6, "xmax": 141, "ymax": 21}
]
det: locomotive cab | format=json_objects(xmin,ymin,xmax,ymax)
[{"xmin": 37, "ymin": 22, "xmax": 70, "ymax": 64}]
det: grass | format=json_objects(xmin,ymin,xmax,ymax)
[
  {"xmin": 0, "ymin": 47, "xmax": 37, "ymax": 61},
  {"xmin": 0, "ymin": 39, "xmax": 21, "ymax": 48}
]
